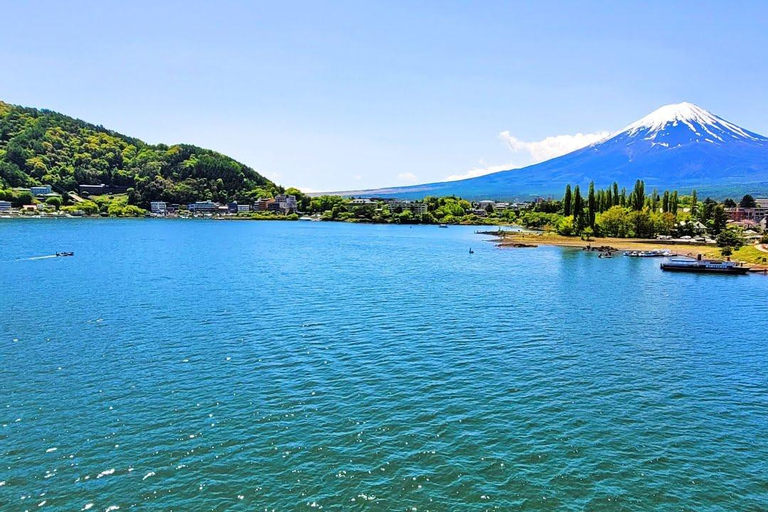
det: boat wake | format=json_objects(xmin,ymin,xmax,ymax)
[{"xmin": 5, "ymin": 254, "xmax": 71, "ymax": 262}]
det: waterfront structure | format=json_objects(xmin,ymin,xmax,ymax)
[
  {"xmin": 237, "ymin": 204, "xmax": 251, "ymax": 212},
  {"xmin": 725, "ymin": 199, "xmax": 768, "ymax": 224},
  {"xmin": 0, "ymin": 200, "xmax": 11, "ymax": 212},
  {"xmin": 477, "ymin": 200, "xmax": 496, "ymax": 211},
  {"xmin": 227, "ymin": 202, "xmax": 239, "ymax": 214},
  {"xmin": 188, "ymin": 201, "xmax": 218, "ymax": 213},
  {"xmin": 675, "ymin": 220, "xmax": 707, "ymax": 235},
  {"xmin": 254, "ymin": 198, "xmax": 273, "ymax": 212},
  {"xmin": 150, "ymin": 201, "xmax": 167, "ymax": 215},
  {"xmin": 349, "ymin": 198, "xmax": 377, "ymax": 207},
  {"xmin": 385, "ymin": 199, "xmax": 428, "ymax": 215},
  {"xmin": 728, "ymin": 219, "xmax": 762, "ymax": 231},
  {"xmin": 78, "ymin": 184, "xmax": 130, "ymax": 195},
  {"xmin": 30, "ymin": 185, "xmax": 52, "ymax": 196},
  {"xmin": 79, "ymin": 184, "xmax": 108, "ymax": 195},
  {"xmin": 273, "ymin": 194, "xmax": 298, "ymax": 213}
]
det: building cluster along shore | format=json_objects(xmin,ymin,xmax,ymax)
[{"xmin": 3, "ymin": 179, "xmax": 768, "ymax": 269}]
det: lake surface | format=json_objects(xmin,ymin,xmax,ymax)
[{"xmin": 2, "ymin": 219, "xmax": 768, "ymax": 510}]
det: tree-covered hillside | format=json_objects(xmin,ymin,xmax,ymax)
[{"xmin": 0, "ymin": 100, "xmax": 278, "ymax": 205}]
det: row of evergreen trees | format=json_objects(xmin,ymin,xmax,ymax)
[
  {"xmin": 563, "ymin": 180, "xmax": 681, "ymax": 219},
  {"xmin": 553, "ymin": 180, "xmax": 743, "ymax": 237}
]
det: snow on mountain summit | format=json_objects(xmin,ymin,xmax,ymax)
[{"xmin": 620, "ymin": 102, "xmax": 765, "ymax": 143}]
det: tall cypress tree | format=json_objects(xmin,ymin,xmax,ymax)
[
  {"xmin": 573, "ymin": 185, "xmax": 584, "ymax": 232},
  {"xmin": 587, "ymin": 181, "xmax": 596, "ymax": 227},
  {"xmin": 690, "ymin": 189, "xmax": 698, "ymax": 216},
  {"xmin": 563, "ymin": 184, "xmax": 572, "ymax": 217},
  {"xmin": 671, "ymin": 191, "xmax": 679, "ymax": 214},
  {"xmin": 612, "ymin": 182, "xmax": 620, "ymax": 207},
  {"xmin": 604, "ymin": 187, "xmax": 612, "ymax": 211},
  {"xmin": 662, "ymin": 190, "xmax": 670, "ymax": 213},
  {"xmin": 632, "ymin": 180, "xmax": 645, "ymax": 210},
  {"xmin": 620, "ymin": 187, "xmax": 627, "ymax": 207}
]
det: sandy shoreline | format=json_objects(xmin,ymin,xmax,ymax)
[{"xmin": 488, "ymin": 230, "xmax": 768, "ymax": 271}]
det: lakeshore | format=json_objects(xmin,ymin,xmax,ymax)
[{"xmin": 488, "ymin": 229, "xmax": 768, "ymax": 269}]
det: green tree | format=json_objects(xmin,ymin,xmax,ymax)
[
  {"xmin": 596, "ymin": 206, "xmax": 629, "ymax": 237},
  {"xmin": 710, "ymin": 204, "xmax": 728, "ymax": 235},
  {"xmin": 700, "ymin": 197, "xmax": 717, "ymax": 223},
  {"xmin": 690, "ymin": 189, "xmax": 698, "ymax": 216},
  {"xmin": 587, "ymin": 181, "xmax": 596, "ymax": 228},
  {"xmin": 740, "ymin": 194, "xmax": 757, "ymax": 208},
  {"xmin": 631, "ymin": 180, "xmax": 645, "ymax": 210},
  {"xmin": 573, "ymin": 185, "xmax": 584, "ymax": 232},
  {"xmin": 556, "ymin": 215, "xmax": 575, "ymax": 236},
  {"xmin": 12, "ymin": 190, "xmax": 34, "ymax": 206},
  {"xmin": 563, "ymin": 184, "xmax": 572, "ymax": 216},
  {"xmin": 45, "ymin": 195, "xmax": 62, "ymax": 208},
  {"xmin": 716, "ymin": 228, "xmax": 744, "ymax": 248}
]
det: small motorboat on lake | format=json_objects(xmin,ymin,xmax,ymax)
[
  {"xmin": 439, "ymin": 224, "xmax": 448, "ymax": 228},
  {"xmin": 56, "ymin": 252, "xmax": 74, "ymax": 257}
]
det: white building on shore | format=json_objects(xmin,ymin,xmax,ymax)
[
  {"xmin": 150, "ymin": 201, "xmax": 167, "ymax": 214},
  {"xmin": 189, "ymin": 201, "xmax": 218, "ymax": 213}
]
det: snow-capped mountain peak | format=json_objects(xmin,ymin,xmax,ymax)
[
  {"xmin": 620, "ymin": 102, "xmax": 765, "ymax": 143},
  {"xmin": 342, "ymin": 101, "xmax": 768, "ymax": 200}
]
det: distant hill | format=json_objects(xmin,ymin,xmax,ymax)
[
  {"xmin": 336, "ymin": 102, "xmax": 768, "ymax": 200},
  {"xmin": 0, "ymin": 100, "xmax": 277, "ymax": 206}
]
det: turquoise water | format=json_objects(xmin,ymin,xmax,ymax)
[{"xmin": 2, "ymin": 219, "xmax": 768, "ymax": 510}]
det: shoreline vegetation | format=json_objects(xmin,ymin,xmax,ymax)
[
  {"xmin": 5, "ymin": 190, "xmax": 768, "ymax": 265},
  {"xmin": 488, "ymin": 230, "xmax": 768, "ymax": 270}
]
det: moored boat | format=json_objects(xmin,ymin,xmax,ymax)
[
  {"xmin": 660, "ymin": 255, "xmax": 748, "ymax": 275},
  {"xmin": 625, "ymin": 249, "xmax": 673, "ymax": 257}
]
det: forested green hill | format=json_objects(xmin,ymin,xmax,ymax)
[{"xmin": 0, "ymin": 100, "xmax": 279, "ymax": 205}]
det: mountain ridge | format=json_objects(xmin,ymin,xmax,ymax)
[{"xmin": 0, "ymin": 100, "xmax": 278, "ymax": 206}]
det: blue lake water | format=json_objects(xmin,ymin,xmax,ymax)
[{"xmin": 2, "ymin": 218, "xmax": 768, "ymax": 510}]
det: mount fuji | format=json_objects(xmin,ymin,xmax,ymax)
[{"xmin": 338, "ymin": 102, "xmax": 768, "ymax": 199}]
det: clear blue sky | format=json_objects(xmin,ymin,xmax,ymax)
[{"xmin": 2, "ymin": 1, "xmax": 768, "ymax": 192}]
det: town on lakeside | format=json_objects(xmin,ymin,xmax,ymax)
[{"xmin": 3, "ymin": 179, "xmax": 768, "ymax": 261}]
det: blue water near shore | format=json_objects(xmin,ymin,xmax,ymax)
[{"xmin": 2, "ymin": 218, "xmax": 768, "ymax": 510}]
